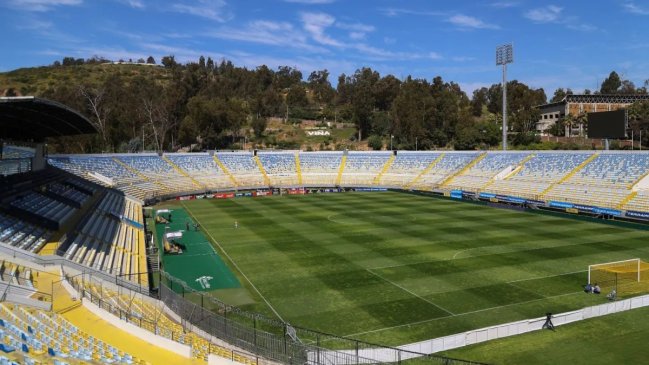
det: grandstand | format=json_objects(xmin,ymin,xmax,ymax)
[{"xmin": 47, "ymin": 150, "xmax": 649, "ymax": 217}]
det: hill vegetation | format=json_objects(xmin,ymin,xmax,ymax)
[{"xmin": 1, "ymin": 56, "xmax": 648, "ymax": 153}]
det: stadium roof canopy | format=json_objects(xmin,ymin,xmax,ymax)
[
  {"xmin": 537, "ymin": 94, "xmax": 649, "ymax": 109},
  {"xmin": 0, "ymin": 96, "xmax": 96, "ymax": 141}
]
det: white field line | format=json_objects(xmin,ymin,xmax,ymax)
[
  {"xmin": 342, "ymin": 290, "xmax": 582, "ymax": 338},
  {"xmin": 181, "ymin": 202, "xmax": 286, "ymax": 323},
  {"xmin": 368, "ymin": 232, "xmax": 638, "ymax": 271},
  {"xmin": 507, "ymin": 269, "xmax": 586, "ymax": 283},
  {"xmin": 365, "ymin": 268, "xmax": 455, "ymax": 316}
]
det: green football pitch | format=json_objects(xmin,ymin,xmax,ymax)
[
  {"xmin": 441, "ymin": 305, "xmax": 649, "ymax": 364},
  {"xmin": 165, "ymin": 191, "xmax": 649, "ymax": 347}
]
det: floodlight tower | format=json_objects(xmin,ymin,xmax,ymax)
[{"xmin": 496, "ymin": 44, "xmax": 513, "ymax": 150}]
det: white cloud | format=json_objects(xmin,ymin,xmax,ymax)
[
  {"xmin": 524, "ymin": 5, "xmax": 596, "ymax": 32},
  {"xmin": 524, "ymin": 5, "xmax": 562, "ymax": 23},
  {"xmin": 283, "ymin": 0, "xmax": 335, "ymax": 3},
  {"xmin": 379, "ymin": 8, "xmax": 447, "ymax": 17},
  {"xmin": 171, "ymin": 0, "xmax": 230, "ymax": 22},
  {"xmin": 490, "ymin": 1, "xmax": 519, "ymax": 8},
  {"xmin": 121, "ymin": 0, "xmax": 144, "ymax": 9},
  {"xmin": 428, "ymin": 52, "xmax": 442, "ymax": 60},
  {"xmin": 452, "ymin": 56, "xmax": 475, "ymax": 62},
  {"xmin": 4, "ymin": 0, "xmax": 82, "ymax": 12},
  {"xmin": 209, "ymin": 20, "xmax": 326, "ymax": 53},
  {"xmin": 447, "ymin": 14, "xmax": 499, "ymax": 29},
  {"xmin": 336, "ymin": 21, "xmax": 375, "ymax": 41},
  {"xmin": 300, "ymin": 12, "xmax": 341, "ymax": 47},
  {"xmin": 349, "ymin": 32, "xmax": 366, "ymax": 40},
  {"xmin": 623, "ymin": 2, "xmax": 649, "ymax": 15},
  {"xmin": 336, "ymin": 22, "xmax": 375, "ymax": 33}
]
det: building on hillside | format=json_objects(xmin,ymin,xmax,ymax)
[{"xmin": 536, "ymin": 94, "xmax": 649, "ymax": 135}]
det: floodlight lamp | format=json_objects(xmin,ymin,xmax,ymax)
[{"xmin": 496, "ymin": 44, "xmax": 513, "ymax": 65}]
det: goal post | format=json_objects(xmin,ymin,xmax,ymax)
[{"xmin": 588, "ymin": 258, "xmax": 649, "ymax": 295}]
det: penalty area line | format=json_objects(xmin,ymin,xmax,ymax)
[
  {"xmin": 365, "ymin": 268, "xmax": 455, "ymax": 316},
  {"xmin": 342, "ymin": 290, "xmax": 583, "ymax": 338},
  {"xmin": 181, "ymin": 202, "xmax": 287, "ymax": 323}
]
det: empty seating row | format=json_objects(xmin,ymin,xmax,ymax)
[
  {"xmin": 298, "ymin": 152, "xmax": 342, "ymax": 186},
  {"xmin": 61, "ymin": 191, "xmax": 147, "ymax": 285},
  {"xmin": 48, "ymin": 151, "xmax": 649, "ymax": 213},
  {"xmin": 0, "ymin": 261, "xmax": 33, "ymax": 288},
  {"xmin": 10, "ymin": 192, "xmax": 76, "ymax": 226},
  {"xmin": 0, "ymin": 302, "xmax": 136, "ymax": 364},
  {"xmin": 47, "ymin": 182, "xmax": 90, "ymax": 205},
  {"xmin": 446, "ymin": 152, "xmax": 529, "ymax": 192},
  {"xmin": 0, "ymin": 213, "xmax": 50, "ymax": 253}
]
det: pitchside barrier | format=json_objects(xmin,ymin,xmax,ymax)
[
  {"xmin": 160, "ymin": 272, "xmax": 485, "ymax": 365},
  {"xmin": 387, "ymin": 293, "xmax": 649, "ymax": 356}
]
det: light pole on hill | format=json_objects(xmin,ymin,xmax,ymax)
[{"xmin": 496, "ymin": 43, "xmax": 513, "ymax": 151}]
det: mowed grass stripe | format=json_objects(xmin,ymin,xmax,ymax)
[
  {"xmin": 228, "ymin": 198, "xmax": 451, "ymax": 323},
  {"xmin": 181, "ymin": 192, "xmax": 649, "ymax": 346}
]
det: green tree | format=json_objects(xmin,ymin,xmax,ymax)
[
  {"xmin": 308, "ymin": 69, "xmax": 335, "ymax": 105},
  {"xmin": 600, "ymin": 71, "xmax": 622, "ymax": 94},
  {"xmin": 286, "ymin": 84, "xmax": 309, "ymax": 108},
  {"xmin": 367, "ymin": 135, "xmax": 383, "ymax": 150},
  {"xmin": 551, "ymin": 88, "xmax": 572, "ymax": 102},
  {"xmin": 251, "ymin": 116, "xmax": 268, "ymax": 138},
  {"xmin": 471, "ymin": 87, "xmax": 488, "ymax": 117}
]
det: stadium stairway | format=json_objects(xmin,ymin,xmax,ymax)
[
  {"xmin": 112, "ymin": 157, "xmax": 170, "ymax": 192},
  {"xmin": 502, "ymin": 153, "xmax": 537, "ymax": 180},
  {"xmin": 439, "ymin": 152, "xmax": 487, "ymax": 188},
  {"xmin": 405, "ymin": 153, "xmax": 446, "ymax": 189},
  {"xmin": 480, "ymin": 153, "xmax": 537, "ymax": 191},
  {"xmin": 539, "ymin": 152, "xmax": 600, "ymax": 198},
  {"xmin": 212, "ymin": 155, "xmax": 239, "ymax": 187},
  {"xmin": 253, "ymin": 156, "xmax": 271, "ymax": 186},
  {"xmin": 373, "ymin": 154, "xmax": 396, "ymax": 185},
  {"xmin": 618, "ymin": 191, "xmax": 639, "ymax": 210},
  {"xmin": 294, "ymin": 153, "xmax": 303, "ymax": 185},
  {"xmin": 162, "ymin": 156, "xmax": 204, "ymax": 190},
  {"xmin": 335, "ymin": 155, "xmax": 347, "ymax": 186}
]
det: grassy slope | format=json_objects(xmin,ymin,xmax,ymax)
[
  {"xmin": 177, "ymin": 192, "xmax": 649, "ymax": 346},
  {"xmin": 441, "ymin": 305, "xmax": 649, "ymax": 365},
  {"xmin": 0, "ymin": 64, "xmax": 171, "ymax": 95}
]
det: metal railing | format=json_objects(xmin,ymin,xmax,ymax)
[
  {"xmin": 0, "ymin": 241, "xmax": 148, "ymax": 295},
  {"xmin": 65, "ymin": 272, "xmax": 259, "ymax": 364}
]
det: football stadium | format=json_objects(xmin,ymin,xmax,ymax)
[
  {"xmin": 1, "ymin": 96, "xmax": 649, "ymax": 365},
  {"xmin": 3, "ymin": 2, "xmax": 649, "ymax": 363}
]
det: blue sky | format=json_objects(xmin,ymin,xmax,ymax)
[{"xmin": 1, "ymin": 0, "xmax": 648, "ymax": 96}]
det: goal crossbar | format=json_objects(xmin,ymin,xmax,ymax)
[{"xmin": 588, "ymin": 258, "xmax": 641, "ymax": 284}]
